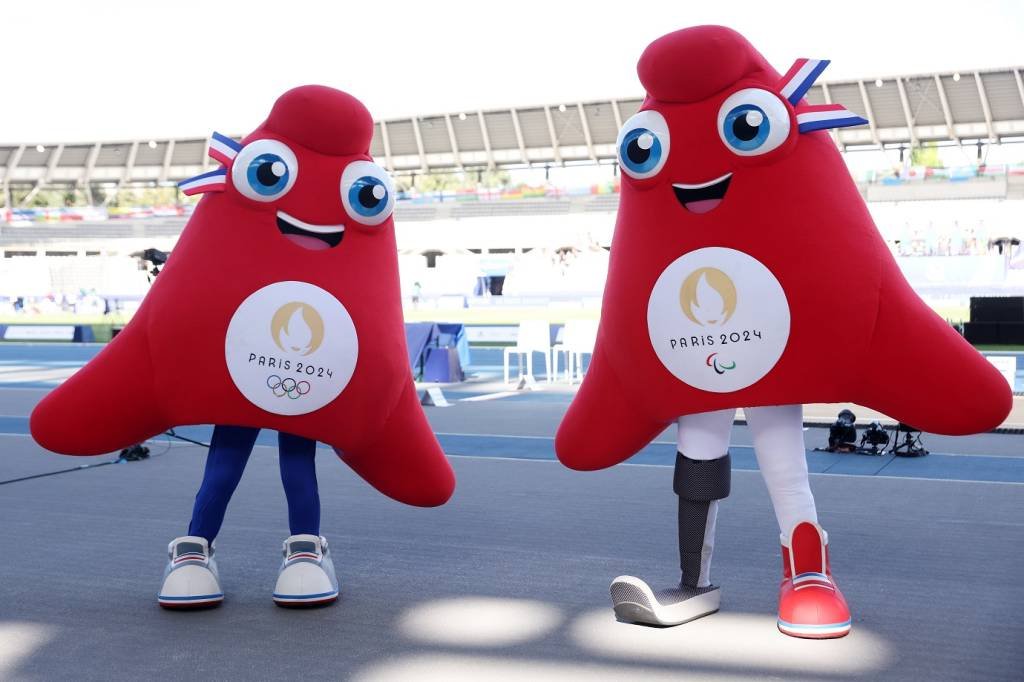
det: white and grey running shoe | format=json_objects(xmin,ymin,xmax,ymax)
[
  {"xmin": 157, "ymin": 536, "xmax": 224, "ymax": 609},
  {"xmin": 610, "ymin": 575, "xmax": 720, "ymax": 626},
  {"xmin": 272, "ymin": 534, "xmax": 339, "ymax": 607}
]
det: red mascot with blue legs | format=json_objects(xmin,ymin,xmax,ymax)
[
  {"xmin": 30, "ymin": 85, "xmax": 455, "ymax": 609},
  {"xmin": 555, "ymin": 26, "xmax": 1011, "ymax": 638}
]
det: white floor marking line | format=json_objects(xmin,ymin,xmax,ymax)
[
  {"xmin": 0, "ymin": 386, "xmax": 54, "ymax": 392},
  {"xmin": 5, "ymin": 432, "xmax": 1019, "ymax": 486},
  {"xmin": 458, "ymin": 391, "xmax": 520, "ymax": 402},
  {"xmin": 432, "ymin": 431, "xmax": 1024, "ymax": 460},
  {"xmin": 442, "ymin": 454, "xmax": 1024, "ymax": 485}
]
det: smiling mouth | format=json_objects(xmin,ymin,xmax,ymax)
[
  {"xmin": 672, "ymin": 173, "xmax": 732, "ymax": 214},
  {"xmin": 275, "ymin": 211, "xmax": 345, "ymax": 251}
]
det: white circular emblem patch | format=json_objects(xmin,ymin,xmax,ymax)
[
  {"xmin": 647, "ymin": 247, "xmax": 790, "ymax": 393},
  {"xmin": 225, "ymin": 281, "xmax": 358, "ymax": 415}
]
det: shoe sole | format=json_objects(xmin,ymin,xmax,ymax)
[
  {"xmin": 777, "ymin": 619, "xmax": 851, "ymax": 639},
  {"xmin": 272, "ymin": 590, "xmax": 339, "ymax": 608},
  {"xmin": 610, "ymin": 576, "xmax": 720, "ymax": 626},
  {"xmin": 157, "ymin": 595, "xmax": 224, "ymax": 610}
]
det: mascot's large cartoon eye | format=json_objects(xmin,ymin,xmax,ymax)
[
  {"xmin": 340, "ymin": 160, "xmax": 395, "ymax": 226},
  {"xmin": 616, "ymin": 110, "xmax": 670, "ymax": 180},
  {"xmin": 717, "ymin": 88, "xmax": 791, "ymax": 156},
  {"xmin": 231, "ymin": 139, "xmax": 298, "ymax": 201}
]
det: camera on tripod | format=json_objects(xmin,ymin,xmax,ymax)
[
  {"xmin": 130, "ymin": 248, "xmax": 169, "ymax": 281},
  {"xmin": 859, "ymin": 421, "xmax": 890, "ymax": 456}
]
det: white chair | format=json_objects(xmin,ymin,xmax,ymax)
[
  {"xmin": 554, "ymin": 319, "xmax": 598, "ymax": 383},
  {"xmin": 504, "ymin": 320, "xmax": 553, "ymax": 384}
]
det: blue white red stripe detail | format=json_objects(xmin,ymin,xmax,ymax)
[
  {"xmin": 779, "ymin": 58, "xmax": 830, "ymax": 104},
  {"xmin": 795, "ymin": 104, "xmax": 869, "ymax": 133},
  {"xmin": 792, "ymin": 571, "xmax": 835, "ymax": 590},
  {"xmin": 173, "ymin": 552, "xmax": 207, "ymax": 564},
  {"xmin": 272, "ymin": 590, "xmax": 338, "ymax": 602},
  {"xmin": 158, "ymin": 593, "xmax": 223, "ymax": 602},
  {"xmin": 208, "ymin": 131, "xmax": 242, "ymax": 165},
  {"xmin": 777, "ymin": 618, "xmax": 851, "ymax": 635},
  {"xmin": 178, "ymin": 168, "xmax": 226, "ymax": 195},
  {"xmin": 286, "ymin": 552, "xmax": 320, "ymax": 563}
]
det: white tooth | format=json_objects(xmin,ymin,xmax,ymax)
[
  {"xmin": 672, "ymin": 173, "xmax": 732, "ymax": 190},
  {"xmin": 276, "ymin": 211, "xmax": 345, "ymax": 234}
]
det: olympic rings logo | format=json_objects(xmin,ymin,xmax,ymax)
[{"xmin": 266, "ymin": 374, "xmax": 311, "ymax": 400}]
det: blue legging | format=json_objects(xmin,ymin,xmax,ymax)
[{"xmin": 188, "ymin": 425, "xmax": 320, "ymax": 542}]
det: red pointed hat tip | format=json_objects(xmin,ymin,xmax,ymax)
[
  {"xmin": 259, "ymin": 84, "xmax": 374, "ymax": 156},
  {"xmin": 638, "ymin": 25, "xmax": 770, "ymax": 103}
]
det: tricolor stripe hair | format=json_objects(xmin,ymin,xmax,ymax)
[
  {"xmin": 177, "ymin": 131, "xmax": 242, "ymax": 195},
  {"xmin": 208, "ymin": 131, "xmax": 242, "ymax": 165},
  {"xmin": 779, "ymin": 59, "xmax": 869, "ymax": 134},
  {"xmin": 178, "ymin": 168, "xmax": 226, "ymax": 196}
]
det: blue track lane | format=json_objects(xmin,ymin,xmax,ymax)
[{"xmin": 3, "ymin": 414, "xmax": 1022, "ymax": 484}]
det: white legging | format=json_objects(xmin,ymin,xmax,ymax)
[{"xmin": 677, "ymin": 404, "xmax": 816, "ymax": 539}]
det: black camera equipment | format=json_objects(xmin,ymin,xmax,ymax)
[
  {"xmin": 858, "ymin": 421, "xmax": 889, "ymax": 456},
  {"xmin": 826, "ymin": 409, "xmax": 858, "ymax": 452},
  {"xmin": 119, "ymin": 444, "xmax": 150, "ymax": 461},
  {"xmin": 130, "ymin": 248, "xmax": 169, "ymax": 281},
  {"xmin": 890, "ymin": 422, "xmax": 928, "ymax": 457}
]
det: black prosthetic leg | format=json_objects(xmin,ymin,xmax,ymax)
[
  {"xmin": 609, "ymin": 451, "xmax": 731, "ymax": 626},
  {"xmin": 674, "ymin": 451, "xmax": 731, "ymax": 588}
]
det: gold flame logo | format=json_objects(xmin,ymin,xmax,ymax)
[
  {"xmin": 270, "ymin": 302, "xmax": 325, "ymax": 356},
  {"xmin": 679, "ymin": 268, "xmax": 737, "ymax": 327}
]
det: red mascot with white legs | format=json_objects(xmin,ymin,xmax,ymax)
[{"xmin": 555, "ymin": 26, "xmax": 1011, "ymax": 638}]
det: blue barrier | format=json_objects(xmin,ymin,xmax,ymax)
[
  {"xmin": 405, "ymin": 322, "xmax": 468, "ymax": 383},
  {"xmin": 405, "ymin": 322, "xmax": 438, "ymax": 379}
]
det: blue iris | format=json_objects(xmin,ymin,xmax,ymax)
[
  {"xmin": 722, "ymin": 104, "xmax": 770, "ymax": 152},
  {"xmin": 619, "ymin": 128, "xmax": 662, "ymax": 175},
  {"xmin": 245, "ymin": 153, "xmax": 290, "ymax": 197},
  {"xmin": 348, "ymin": 176, "xmax": 389, "ymax": 217}
]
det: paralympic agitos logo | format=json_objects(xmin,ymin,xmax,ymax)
[{"xmin": 706, "ymin": 352, "xmax": 737, "ymax": 375}]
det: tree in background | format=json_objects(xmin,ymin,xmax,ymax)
[{"xmin": 911, "ymin": 143, "xmax": 943, "ymax": 168}]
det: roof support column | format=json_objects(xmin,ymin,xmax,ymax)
[
  {"xmin": 160, "ymin": 140, "xmax": 175, "ymax": 184},
  {"xmin": 577, "ymin": 102, "xmax": 596, "ymax": 161},
  {"xmin": 443, "ymin": 114, "xmax": 463, "ymax": 170},
  {"xmin": 410, "ymin": 117, "xmax": 428, "ymax": 172},
  {"xmin": 476, "ymin": 111, "xmax": 495, "ymax": 169},
  {"xmin": 510, "ymin": 108, "xmax": 528, "ymax": 165},
  {"xmin": 543, "ymin": 105, "xmax": 562, "ymax": 165},
  {"xmin": 973, "ymin": 71, "xmax": 997, "ymax": 142},
  {"xmin": 379, "ymin": 120, "xmax": 395, "ymax": 173},
  {"xmin": 933, "ymin": 75, "xmax": 962, "ymax": 147},
  {"xmin": 895, "ymin": 77, "xmax": 918, "ymax": 149}
]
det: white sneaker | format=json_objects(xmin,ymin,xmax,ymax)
[
  {"xmin": 272, "ymin": 534, "xmax": 339, "ymax": 607},
  {"xmin": 610, "ymin": 575, "xmax": 720, "ymax": 626},
  {"xmin": 158, "ymin": 536, "xmax": 224, "ymax": 609}
]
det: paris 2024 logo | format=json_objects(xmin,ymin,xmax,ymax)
[
  {"xmin": 647, "ymin": 248, "xmax": 791, "ymax": 393},
  {"xmin": 225, "ymin": 282, "xmax": 358, "ymax": 416}
]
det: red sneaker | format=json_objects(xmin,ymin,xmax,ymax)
[{"xmin": 777, "ymin": 521, "xmax": 851, "ymax": 639}]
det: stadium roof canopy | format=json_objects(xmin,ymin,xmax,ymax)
[{"xmin": 2, "ymin": 66, "xmax": 1023, "ymax": 202}]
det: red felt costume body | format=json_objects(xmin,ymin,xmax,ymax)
[
  {"xmin": 556, "ymin": 28, "xmax": 1011, "ymax": 472},
  {"xmin": 30, "ymin": 86, "xmax": 454, "ymax": 508}
]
